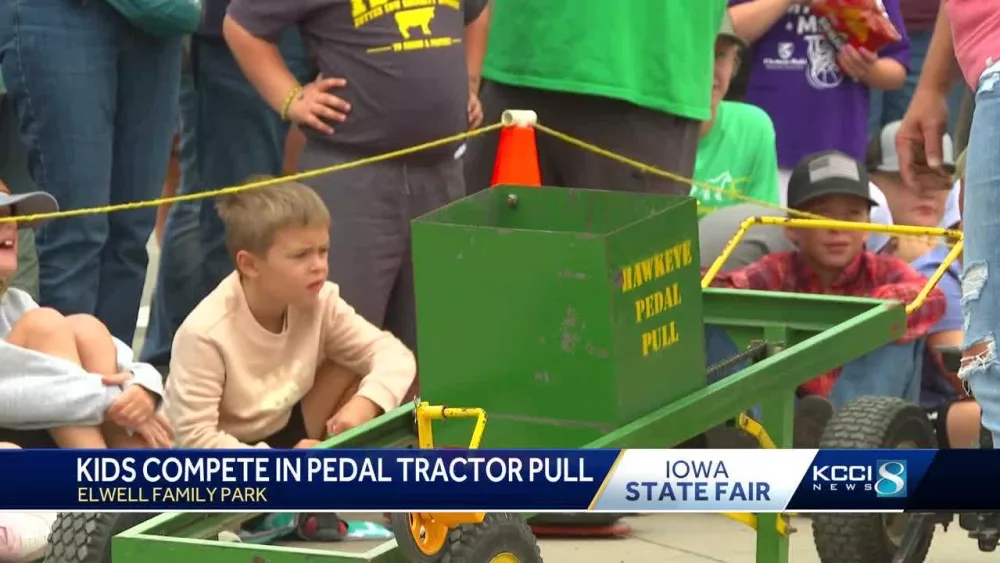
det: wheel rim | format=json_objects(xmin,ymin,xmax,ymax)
[
  {"xmin": 883, "ymin": 439, "xmax": 918, "ymax": 548},
  {"xmin": 408, "ymin": 513, "xmax": 448, "ymax": 555},
  {"xmin": 489, "ymin": 553, "xmax": 521, "ymax": 563}
]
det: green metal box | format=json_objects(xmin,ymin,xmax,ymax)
[{"xmin": 411, "ymin": 186, "xmax": 706, "ymax": 447}]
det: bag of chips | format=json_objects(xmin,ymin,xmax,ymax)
[{"xmin": 812, "ymin": 0, "xmax": 902, "ymax": 53}]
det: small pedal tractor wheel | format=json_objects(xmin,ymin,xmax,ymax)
[
  {"xmin": 390, "ymin": 513, "xmax": 542, "ymax": 563},
  {"xmin": 442, "ymin": 513, "xmax": 542, "ymax": 563},
  {"xmin": 391, "ymin": 512, "xmax": 450, "ymax": 561}
]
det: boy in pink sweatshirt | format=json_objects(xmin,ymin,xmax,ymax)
[{"xmin": 165, "ymin": 180, "xmax": 416, "ymax": 449}]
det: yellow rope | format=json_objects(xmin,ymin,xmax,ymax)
[
  {"xmin": 533, "ymin": 123, "xmax": 831, "ymax": 222},
  {"xmin": 0, "ymin": 123, "xmax": 506, "ymax": 225},
  {"xmin": 0, "ymin": 117, "xmax": 958, "ymax": 250}
]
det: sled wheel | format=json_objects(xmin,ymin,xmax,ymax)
[
  {"xmin": 390, "ymin": 513, "xmax": 450, "ymax": 562},
  {"xmin": 44, "ymin": 513, "xmax": 157, "ymax": 563},
  {"xmin": 812, "ymin": 396, "xmax": 935, "ymax": 563},
  {"xmin": 442, "ymin": 513, "xmax": 541, "ymax": 563}
]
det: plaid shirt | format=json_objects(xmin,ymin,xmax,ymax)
[{"xmin": 707, "ymin": 250, "xmax": 946, "ymax": 397}]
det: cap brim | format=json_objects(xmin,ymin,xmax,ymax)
[
  {"xmin": 792, "ymin": 179, "xmax": 879, "ymax": 208},
  {"xmin": 0, "ymin": 192, "xmax": 59, "ymax": 228},
  {"xmin": 718, "ymin": 33, "xmax": 747, "ymax": 50}
]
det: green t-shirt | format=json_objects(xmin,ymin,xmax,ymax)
[
  {"xmin": 691, "ymin": 102, "xmax": 780, "ymax": 214},
  {"xmin": 481, "ymin": 0, "xmax": 727, "ymax": 121}
]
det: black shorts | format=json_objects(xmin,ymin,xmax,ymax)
[
  {"xmin": 259, "ymin": 402, "xmax": 310, "ymax": 449},
  {"xmin": 0, "ymin": 427, "xmax": 58, "ymax": 449}
]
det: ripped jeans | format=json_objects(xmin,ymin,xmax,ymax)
[
  {"xmin": 958, "ymin": 61, "xmax": 1000, "ymax": 447},
  {"xmin": 705, "ymin": 326, "xmax": 923, "ymax": 411}
]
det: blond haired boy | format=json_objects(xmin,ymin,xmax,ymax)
[{"xmin": 165, "ymin": 181, "xmax": 416, "ymax": 449}]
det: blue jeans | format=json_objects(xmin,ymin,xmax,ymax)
[
  {"xmin": 140, "ymin": 33, "xmax": 313, "ymax": 367},
  {"xmin": 959, "ymin": 63, "xmax": 1000, "ymax": 447},
  {"xmin": 869, "ymin": 29, "xmax": 965, "ymax": 138},
  {"xmin": 0, "ymin": 0, "xmax": 180, "ymax": 343},
  {"xmin": 705, "ymin": 326, "xmax": 923, "ymax": 411}
]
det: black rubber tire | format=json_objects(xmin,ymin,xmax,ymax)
[
  {"xmin": 812, "ymin": 396, "xmax": 936, "ymax": 563},
  {"xmin": 44, "ymin": 513, "xmax": 157, "ymax": 563},
  {"xmin": 442, "ymin": 513, "xmax": 542, "ymax": 563}
]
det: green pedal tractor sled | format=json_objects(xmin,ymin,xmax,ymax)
[{"xmin": 42, "ymin": 185, "xmax": 965, "ymax": 563}]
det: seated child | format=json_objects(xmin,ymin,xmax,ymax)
[
  {"xmin": 704, "ymin": 151, "xmax": 946, "ymax": 446},
  {"xmin": 0, "ymin": 182, "xmax": 169, "ymax": 449},
  {"xmin": 165, "ymin": 180, "xmax": 416, "ymax": 449},
  {"xmin": 867, "ymin": 120, "xmax": 954, "ymax": 229},
  {"xmin": 0, "ymin": 443, "xmax": 56, "ymax": 562},
  {"xmin": 875, "ymin": 152, "xmax": 980, "ymax": 447}
]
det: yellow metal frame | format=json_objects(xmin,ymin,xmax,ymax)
[
  {"xmin": 404, "ymin": 401, "xmax": 490, "ymax": 538},
  {"xmin": 414, "ymin": 401, "xmax": 488, "ymax": 450},
  {"xmin": 706, "ymin": 217, "xmax": 964, "ymax": 536},
  {"xmin": 701, "ymin": 216, "xmax": 964, "ymax": 314},
  {"xmin": 722, "ymin": 414, "xmax": 793, "ymax": 536}
]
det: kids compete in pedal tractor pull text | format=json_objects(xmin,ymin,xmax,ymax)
[
  {"xmin": 705, "ymin": 150, "xmax": 945, "ymax": 445},
  {"xmin": 0, "ymin": 181, "xmax": 171, "ymax": 450},
  {"xmin": 165, "ymin": 181, "xmax": 416, "ymax": 449}
]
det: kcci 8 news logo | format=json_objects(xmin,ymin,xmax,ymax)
[{"xmin": 811, "ymin": 460, "xmax": 907, "ymax": 498}]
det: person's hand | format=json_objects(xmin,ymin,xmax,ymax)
[
  {"xmin": 294, "ymin": 439, "xmax": 321, "ymax": 449},
  {"xmin": 287, "ymin": 77, "xmax": 351, "ymax": 136},
  {"xmin": 326, "ymin": 397, "xmax": 382, "ymax": 436},
  {"xmin": 896, "ymin": 87, "xmax": 950, "ymax": 188},
  {"xmin": 467, "ymin": 90, "xmax": 483, "ymax": 130},
  {"xmin": 836, "ymin": 45, "xmax": 878, "ymax": 82},
  {"xmin": 894, "ymin": 235, "xmax": 938, "ymax": 262},
  {"xmin": 135, "ymin": 413, "xmax": 174, "ymax": 449},
  {"xmin": 104, "ymin": 374, "xmax": 157, "ymax": 428}
]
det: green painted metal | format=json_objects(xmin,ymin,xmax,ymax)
[
  {"xmin": 411, "ymin": 186, "xmax": 705, "ymax": 448},
  {"xmin": 115, "ymin": 405, "xmax": 421, "ymax": 563},
  {"xmin": 755, "ymin": 327, "xmax": 794, "ymax": 563},
  {"xmin": 118, "ymin": 186, "xmax": 915, "ymax": 563}
]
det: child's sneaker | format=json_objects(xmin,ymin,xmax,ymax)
[
  {"xmin": 794, "ymin": 395, "xmax": 835, "ymax": 449},
  {"xmin": 296, "ymin": 514, "xmax": 348, "ymax": 542},
  {"xmin": 0, "ymin": 512, "xmax": 56, "ymax": 561}
]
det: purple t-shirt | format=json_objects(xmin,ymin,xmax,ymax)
[{"xmin": 730, "ymin": 0, "xmax": 910, "ymax": 169}]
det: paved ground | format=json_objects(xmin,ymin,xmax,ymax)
[{"xmin": 134, "ymin": 240, "xmax": 995, "ymax": 562}]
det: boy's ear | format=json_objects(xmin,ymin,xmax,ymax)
[
  {"xmin": 784, "ymin": 226, "xmax": 800, "ymax": 245},
  {"xmin": 235, "ymin": 249, "xmax": 259, "ymax": 279}
]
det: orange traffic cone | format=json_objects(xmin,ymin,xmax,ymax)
[{"xmin": 491, "ymin": 111, "xmax": 541, "ymax": 187}]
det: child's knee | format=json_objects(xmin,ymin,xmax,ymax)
[
  {"xmin": 65, "ymin": 314, "xmax": 112, "ymax": 343},
  {"xmin": 8, "ymin": 307, "xmax": 70, "ymax": 343}
]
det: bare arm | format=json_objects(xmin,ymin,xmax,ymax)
[
  {"xmin": 464, "ymin": 2, "xmax": 491, "ymax": 93},
  {"xmin": 897, "ymin": 2, "xmax": 961, "ymax": 182},
  {"xmin": 730, "ymin": 0, "xmax": 795, "ymax": 44},
  {"xmin": 915, "ymin": 3, "xmax": 962, "ymax": 96},
  {"xmin": 865, "ymin": 58, "xmax": 907, "ymax": 90},
  {"xmin": 222, "ymin": 15, "xmax": 301, "ymax": 114}
]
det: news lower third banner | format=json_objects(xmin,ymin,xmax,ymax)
[{"xmin": 0, "ymin": 449, "xmax": 997, "ymax": 512}]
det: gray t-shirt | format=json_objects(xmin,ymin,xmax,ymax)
[
  {"xmin": 227, "ymin": 0, "xmax": 486, "ymax": 160},
  {"xmin": 698, "ymin": 204, "xmax": 795, "ymax": 271}
]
